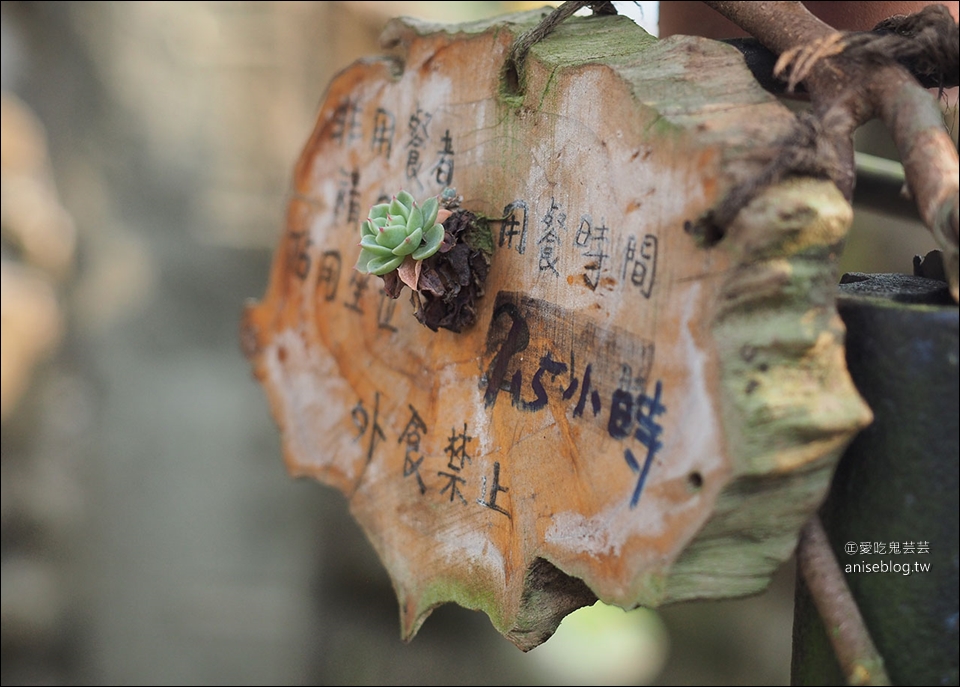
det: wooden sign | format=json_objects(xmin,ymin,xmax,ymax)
[{"xmin": 241, "ymin": 9, "xmax": 872, "ymax": 650}]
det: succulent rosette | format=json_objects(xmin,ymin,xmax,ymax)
[{"xmin": 355, "ymin": 190, "xmax": 446, "ymax": 275}]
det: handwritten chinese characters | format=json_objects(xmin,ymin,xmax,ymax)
[
  {"xmin": 352, "ymin": 394, "xmax": 514, "ymax": 517},
  {"xmin": 335, "ymin": 168, "xmax": 362, "ymax": 226},
  {"xmin": 305, "ymin": 197, "xmax": 663, "ymax": 344},
  {"xmin": 610, "ymin": 380, "xmax": 667, "ymax": 507},
  {"xmin": 325, "ymin": 97, "xmax": 457, "ymax": 204},
  {"xmin": 622, "ymin": 234, "xmax": 658, "ymax": 298},
  {"xmin": 538, "ymin": 197, "xmax": 567, "ymax": 276},
  {"xmin": 352, "ymin": 391, "xmax": 385, "ymax": 465},
  {"xmin": 575, "ymin": 216, "xmax": 611, "ymax": 291},
  {"xmin": 495, "ymin": 198, "xmax": 660, "ymax": 298},
  {"xmin": 330, "ymin": 98, "xmax": 362, "ymax": 147},
  {"xmin": 372, "ymin": 108, "xmax": 396, "ymax": 157},
  {"xmin": 433, "ymin": 129, "xmax": 455, "ymax": 187},
  {"xmin": 345, "ymin": 290, "xmax": 669, "ymax": 513},
  {"xmin": 298, "ymin": 110, "xmax": 671, "ymax": 510},
  {"xmin": 483, "ymin": 292, "xmax": 666, "ymax": 508},
  {"xmin": 398, "ymin": 405, "xmax": 428, "ymax": 494},
  {"xmin": 244, "ymin": 11, "xmax": 876, "ymax": 650},
  {"xmin": 499, "ymin": 201, "xmax": 529, "ymax": 255},
  {"xmin": 405, "ymin": 106, "xmax": 432, "ymax": 188}
]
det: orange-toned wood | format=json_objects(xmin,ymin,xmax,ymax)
[{"xmin": 242, "ymin": 9, "xmax": 871, "ymax": 650}]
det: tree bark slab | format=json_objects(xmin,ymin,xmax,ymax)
[{"xmin": 241, "ymin": 9, "xmax": 872, "ymax": 650}]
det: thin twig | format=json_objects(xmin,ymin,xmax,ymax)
[
  {"xmin": 797, "ymin": 516, "xmax": 892, "ymax": 686},
  {"xmin": 872, "ymin": 66, "xmax": 960, "ymax": 301}
]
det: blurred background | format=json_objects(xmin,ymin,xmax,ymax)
[{"xmin": 1, "ymin": 2, "xmax": 953, "ymax": 685}]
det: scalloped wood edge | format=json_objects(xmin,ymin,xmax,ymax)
[{"xmin": 241, "ymin": 9, "xmax": 872, "ymax": 650}]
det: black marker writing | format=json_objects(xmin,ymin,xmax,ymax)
[
  {"xmin": 351, "ymin": 391, "xmax": 386, "ymax": 465},
  {"xmin": 477, "ymin": 461, "xmax": 510, "ymax": 518},
  {"xmin": 398, "ymin": 404, "xmax": 428, "ymax": 495},
  {"xmin": 498, "ymin": 200, "xmax": 528, "ymax": 255}
]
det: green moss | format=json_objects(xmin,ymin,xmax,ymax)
[
  {"xmin": 464, "ymin": 215, "xmax": 494, "ymax": 256},
  {"xmin": 418, "ymin": 573, "xmax": 508, "ymax": 633},
  {"xmin": 630, "ymin": 570, "xmax": 669, "ymax": 607},
  {"xmin": 528, "ymin": 15, "xmax": 655, "ymax": 69},
  {"xmin": 536, "ymin": 66, "xmax": 560, "ymax": 112},
  {"xmin": 498, "ymin": 13, "xmax": 656, "ymax": 109},
  {"xmin": 498, "ymin": 87, "xmax": 525, "ymax": 110}
]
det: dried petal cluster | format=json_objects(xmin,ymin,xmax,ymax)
[{"xmin": 355, "ymin": 191, "xmax": 445, "ymax": 275}]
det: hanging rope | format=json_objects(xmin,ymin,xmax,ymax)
[
  {"xmin": 504, "ymin": 1, "xmax": 617, "ymax": 94},
  {"xmin": 776, "ymin": 3, "xmax": 959, "ymax": 92}
]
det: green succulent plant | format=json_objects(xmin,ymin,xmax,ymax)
[{"xmin": 355, "ymin": 190, "xmax": 446, "ymax": 276}]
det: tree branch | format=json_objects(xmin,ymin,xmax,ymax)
[{"xmin": 702, "ymin": 0, "xmax": 960, "ymax": 302}]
